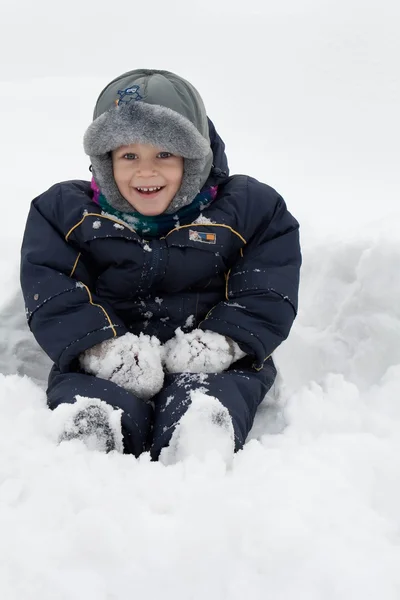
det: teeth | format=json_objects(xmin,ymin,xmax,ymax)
[{"xmin": 137, "ymin": 186, "xmax": 162, "ymax": 192}]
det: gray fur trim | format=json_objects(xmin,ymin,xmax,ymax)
[{"xmin": 84, "ymin": 101, "xmax": 213, "ymax": 214}]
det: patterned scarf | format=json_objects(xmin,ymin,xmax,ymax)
[{"xmin": 90, "ymin": 178, "xmax": 218, "ymax": 238}]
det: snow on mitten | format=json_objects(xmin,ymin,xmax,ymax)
[
  {"xmin": 162, "ymin": 328, "xmax": 246, "ymax": 374},
  {"xmin": 79, "ymin": 333, "xmax": 164, "ymax": 400}
]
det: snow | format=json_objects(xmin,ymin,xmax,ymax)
[
  {"xmin": 225, "ymin": 302, "xmax": 246, "ymax": 309},
  {"xmin": 1, "ymin": 0, "xmax": 400, "ymax": 597},
  {"xmin": 3, "ymin": 227, "xmax": 399, "ymax": 598},
  {"xmin": 184, "ymin": 314, "xmax": 195, "ymax": 329},
  {"xmin": 113, "ymin": 222, "xmax": 124, "ymax": 230},
  {"xmin": 56, "ymin": 396, "xmax": 124, "ymax": 454},
  {"xmin": 193, "ymin": 214, "xmax": 215, "ymax": 225},
  {"xmin": 160, "ymin": 390, "xmax": 235, "ymax": 466}
]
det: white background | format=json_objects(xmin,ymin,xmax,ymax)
[{"xmin": 0, "ymin": 1, "xmax": 400, "ymax": 598}]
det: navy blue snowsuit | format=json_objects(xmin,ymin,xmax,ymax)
[{"xmin": 20, "ymin": 121, "xmax": 301, "ymax": 457}]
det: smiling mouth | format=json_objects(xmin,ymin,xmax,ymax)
[{"xmin": 135, "ymin": 186, "xmax": 165, "ymax": 195}]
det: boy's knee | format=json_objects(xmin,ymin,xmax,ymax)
[
  {"xmin": 47, "ymin": 365, "xmax": 153, "ymax": 456},
  {"xmin": 150, "ymin": 367, "xmax": 275, "ymax": 459}
]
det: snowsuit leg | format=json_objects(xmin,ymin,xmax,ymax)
[
  {"xmin": 150, "ymin": 356, "xmax": 277, "ymax": 459},
  {"xmin": 47, "ymin": 365, "xmax": 153, "ymax": 457}
]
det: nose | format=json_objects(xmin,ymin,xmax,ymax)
[{"xmin": 135, "ymin": 157, "xmax": 157, "ymax": 178}]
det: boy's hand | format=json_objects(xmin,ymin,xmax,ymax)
[
  {"xmin": 163, "ymin": 328, "xmax": 246, "ymax": 374},
  {"xmin": 79, "ymin": 332, "xmax": 164, "ymax": 400}
]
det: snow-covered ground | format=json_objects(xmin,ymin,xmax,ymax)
[{"xmin": 1, "ymin": 1, "xmax": 400, "ymax": 598}]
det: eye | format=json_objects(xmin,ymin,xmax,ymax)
[
  {"xmin": 158, "ymin": 152, "xmax": 173, "ymax": 159},
  {"xmin": 123, "ymin": 153, "xmax": 137, "ymax": 160}
]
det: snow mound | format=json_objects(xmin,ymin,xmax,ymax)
[
  {"xmin": 0, "ymin": 284, "xmax": 51, "ymax": 388},
  {"xmin": 275, "ymin": 224, "xmax": 400, "ymax": 392}
]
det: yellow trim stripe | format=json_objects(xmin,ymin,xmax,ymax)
[
  {"xmin": 69, "ymin": 252, "xmax": 81, "ymax": 277},
  {"xmin": 198, "ymin": 304, "xmax": 216, "ymax": 326},
  {"xmin": 254, "ymin": 354, "xmax": 272, "ymax": 371},
  {"xmin": 65, "ymin": 213, "xmax": 137, "ymax": 241},
  {"xmin": 225, "ymin": 269, "xmax": 231, "ymax": 301},
  {"xmin": 79, "ymin": 282, "xmax": 117, "ymax": 337},
  {"xmin": 162, "ymin": 223, "xmax": 247, "ymax": 245}
]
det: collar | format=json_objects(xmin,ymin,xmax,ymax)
[{"xmin": 90, "ymin": 178, "xmax": 218, "ymax": 237}]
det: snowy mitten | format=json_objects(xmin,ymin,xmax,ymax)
[
  {"xmin": 163, "ymin": 328, "xmax": 246, "ymax": 374},
  {"xmin": 58, "ymin": 397, "xmax": 123, "ymax": 453},
  {"xmin": 160, "ymin": 390, "xmax": 235, "ymax": 466},
  {"xmin": 79, "ymin": 332, "xmax": 164, "ymax": 400}
]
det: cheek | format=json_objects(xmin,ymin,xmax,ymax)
[
  {"xmin": 174, "ymin": 163, "xmax": 184, "ymax": 186},
  {"xmin": 113, "ymin": 163, "xmax": 131, "ymax": 186}
]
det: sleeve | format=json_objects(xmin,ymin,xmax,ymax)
[
  {"xmin": 199, "ymin": 188, "xmax": 301, "ymax": 370},
  {"xmin": 20, "ymin": 192, "xmax": 128, "ymax": 373}
]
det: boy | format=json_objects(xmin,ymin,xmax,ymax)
[{"xmin": 20, "ymin": 69, "xmax": 301, "ymax": 460}]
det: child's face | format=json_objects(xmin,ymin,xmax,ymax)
[{"xmin": 112, "ymin": 143, "xmax": 184, "ymax": 216}]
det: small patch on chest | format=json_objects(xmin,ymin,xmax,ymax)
[{"xmin": 189, "ymin": 230, "xmax": 216, "ymax": 244}]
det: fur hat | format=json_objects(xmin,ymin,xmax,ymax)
[{"xmin": 83, "ymin": 69, "xmax": 213, "ymax": 214}]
